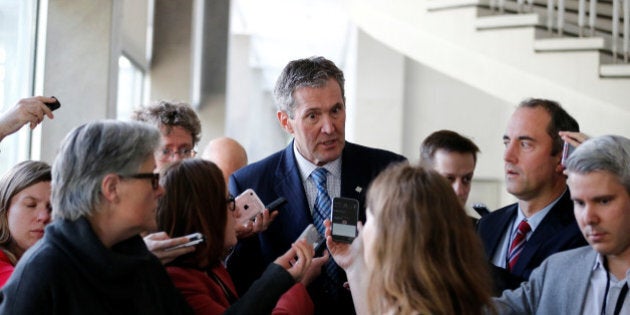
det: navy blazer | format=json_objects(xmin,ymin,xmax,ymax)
[
  {"xmin": 476, "ymin": 189, "xmax": 587, "ymax": 294},
  {"xmin": 227, "ymin": 140, "xmax": 405, "ymax": 312}
]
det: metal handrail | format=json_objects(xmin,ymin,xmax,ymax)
[{"xmin": 496, "ymin": 0, "xmax": 629, "ymax": 63}]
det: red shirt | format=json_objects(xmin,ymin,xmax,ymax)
[
  {"xmin": 167, "ymin": 264, "xmax": 313, "ymax": 315},
  {"xmin": 0, "ymin": 250, "xmax": 15, "ymax": 288}
]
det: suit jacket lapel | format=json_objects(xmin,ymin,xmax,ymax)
[
  {"xmin": 513, "ymin": 190, "xmax": 572, "ymax": 273},
  {"xmin": 572, "ymin": 249, "xmax": 597, "ymax": 314},
  {"xmin": 340, "ymin": 142, "xmax": 369, "ymax": 221},
  {"xmin": 487, "ymin": 206, "xmax": 518, "ymax": 257},
  {"xmin": 273, "ymin": 141, "xmax": 311, "ymax": 227}
]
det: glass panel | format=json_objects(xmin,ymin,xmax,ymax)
[
  {"xmin": 116, "ymin": 54, "xmax": 145, "ymax": 121},
  {"xmin": 0, "ymin": 0, "xmax": 38, "ymax": 175}
]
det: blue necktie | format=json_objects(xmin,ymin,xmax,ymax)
[
  {"xmin": 311, "ymin": 168, "xmax": 331, "ymax": 236},
  {"xmin": 311, "ymin": 168, "xmax": 343, "ymax": 293}
]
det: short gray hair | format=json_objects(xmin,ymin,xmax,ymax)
[
  {"xmin": 273, "ymin": 56, "xmax": 345, "ymax": 118},
  {"xmin": 52, "ymin": 120, "xmax": 161, "ymax": 220},
  {"xmin": 565, "ymin": 135, "xmax": 630, "ymax": 194}
]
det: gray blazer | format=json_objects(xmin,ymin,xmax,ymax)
[{"xmin": 493, "ymin": 245, "xmax": 595, "ymax": 314}]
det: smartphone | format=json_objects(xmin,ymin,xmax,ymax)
[
  {"xmin": 297, "ymin": 224, "xmax": 324, "ymax": 252},
  {"xmin": 330, "ymin": 197, "xmax": 359, "ymax": 243},
  {"xmin": 45, "ymin": 97, "xmax": 61, "ymax": 111},
  {"xmin": 561, "ymin": 140, "xmax": 575, "ymax": 166},
  {"xmin": 235, "ymin": 189, "xmax": 266, "ymax": 225},
  {"xmin": 165, "ymin": 232, "xmax": 204, "ymax": 251},
  {"xmin": 266, "ymin": 197, "xmax": 287, "ymax": 211}
]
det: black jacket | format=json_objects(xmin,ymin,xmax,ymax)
[{"xmin": 0, "ymin": 217, "xmax": 193, "ymax": 315}]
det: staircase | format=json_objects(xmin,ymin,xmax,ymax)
[{"xmin": 346, "ymin": 0, "xmax": 630, "ymax": 132}]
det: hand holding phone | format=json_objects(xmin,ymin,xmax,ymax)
[
  {"xmin": 331, "ymin": 197, "xmax": 359, "ymax": 243},
  {"xmin": 164, "ymin": 232, "xmax": 204, "ymax": 251},
  {"xmin": 297, "ymin": 224, "xmax": 325, "ymax": 253},
  {"xmin": 236, "ymin": 189, "xmax": 266, "ymax": 225}
]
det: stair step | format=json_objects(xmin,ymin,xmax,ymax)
[
  {"xmin": 600, "ymin": 64, "xmax": 630, "ymax": 77},
  {"xmin": 475, "ymin": 13, "xmax": 540, "ymax": 29},
  {"xmin": 427, "ymin": 0, "xmax": 480, "ymax": 11},
  {"xmin": 534, "ymin": 37, "xmax": 605, "ymax": 51}
]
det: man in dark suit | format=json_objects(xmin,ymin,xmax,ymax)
[
  {"xmin": 227, "ymin": 56, "xmax": 406, "ymax": 314},
  {"xmin": 477, "ymin": 98, "xmax": 587, "ymax": 295}
]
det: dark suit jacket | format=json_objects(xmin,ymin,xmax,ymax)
[
  {"xmin": 476, "ymin": 189, "xmax": 587, "ymax": 295},
  {"xmin": 227, "ymin": 140, "xmax": 406, "ymax": 313}
]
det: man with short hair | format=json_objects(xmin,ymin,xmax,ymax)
[
  {"xmin": 132, "ymin": 101, "xmax": 203, "ymax": 264},
  {"xmin": 227, "ymin": 56, "xmax": 406, "ymax": 314},
  {"xmin": 132, "ymin": 101, "xmax": 201, "ymax": 171},
  {"xmin": 494, "ymin": 135, "xmax": 630, "ymax": 314},
  {"xmin": 477, "ymin": 98, "xmax": 587, "ymax": 294},
  {"xmin": 420, "ymin": 129, "xmax": 480, "ymax": 206}
]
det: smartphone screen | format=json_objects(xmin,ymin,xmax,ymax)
[{"xmin": 331, "ymin": 197, "xmax": 359, "ymax": 243}]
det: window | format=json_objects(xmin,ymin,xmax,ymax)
[
  {"xmin": 116, "ymin": 54, "xmax": 145, "ymax": 120},
  {"xmin": 0, "ymin": 0, "xmax": 39, "ymax": 175}
]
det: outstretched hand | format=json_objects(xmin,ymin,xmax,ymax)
[
  {"xmin": 324, "ymin": 219, "xmax": 364, "ymax": 271},
  {"xmin": 300, "ymin": 250, "xmax": 329, "ymax": 286},
  {"xmin": 0, "ymin": 96, "xmax": 56, "ymax": 141},
  {"xmin": 235, "ymin": 209, "xmax": 278, "ymax": 239},
  {"xmin": 274, "ymin": 240, "xmax": 314, "ymax": 282},
  {"xmin": 559, "ymin": 131, "xmax": 589, "ymax": 148},
  {"xmin": 144, "ymin": 232, "xmax": 196, "ymax": 265}
]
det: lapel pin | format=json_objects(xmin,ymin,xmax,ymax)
[{"xmin": 355, "ymin": 186, "xmax": 362, "ymax": 193}]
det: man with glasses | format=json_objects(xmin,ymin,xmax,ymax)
[
  {"xmin": 132, "ymin": 100, "xmax": 201, "ymax": 171},
  {"xmin": 132, "ymin": 101, "xmax": 202, "ymax": 264}
]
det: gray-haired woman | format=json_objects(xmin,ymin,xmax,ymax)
[{"xmin": 0, "ymin": 120, "xmax": 192, "ymax": 314}]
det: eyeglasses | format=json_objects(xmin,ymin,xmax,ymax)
[
  {"xmin": 226, "ymin": 194, "xmax": 236, "ymax": 212},
  {"xmin": 156, "ymin": 148, "xmax": 197, "ymax": 160},
  {"xmin": 118, "ymin": 173, "xmax": 160, "ymax": 190}
]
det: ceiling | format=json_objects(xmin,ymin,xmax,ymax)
[{"xmin": 230, "ymin": 0, "xmax": 352, "ymax": 90}]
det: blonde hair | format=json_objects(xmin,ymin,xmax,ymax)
[
  {"xmin": 366, "ymin": 163, "xmax": 494, "ymax": 315},
  {"xmin": 0, "ymin": 161, "xmax": 51, "ymax": 264}
]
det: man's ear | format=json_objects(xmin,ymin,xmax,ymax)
[
  {"xmin": 277, "ymin": 111, "xmax": 294, "ymax": 134},
  {"xmin": 101, "ymin": 174, "xmax": 120, "ymax": 203},
  {"xmin": 554, "ymin": 153, "xmax": 565, "ymax": 174}
]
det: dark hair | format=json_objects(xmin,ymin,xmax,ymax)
[
  {"xmin": 420, "ymin": 130, "xmax": 480, "ymax": 167},
  {"xmin": 0, "ymin": 161, "xmax": 51, "ymax": 263},
  {"xmin": 518, "ymin": 98, "xmax": 579, "ymax": 155},
  {"xmin": 273, "ymin": 56, "xmax": 345, "ymax": 118},
  {"xmin": 157, "ymin": 158, "xmax": 227, "ymax": 269},
  {"xmin": 132, "ymin": 100, "xmax": 202, "ymax": 146}
]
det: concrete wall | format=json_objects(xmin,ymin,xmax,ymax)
[{"xmin": 39, "ymin": 0, "xmax": 119, "ymax": 163}]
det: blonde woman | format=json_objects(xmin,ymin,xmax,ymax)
[{"xmin": 326, "ymin": 163, "xmax": 495, "ymax": 315}]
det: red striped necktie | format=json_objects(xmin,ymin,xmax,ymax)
[{"xmin": 508, "ymin": 220, "xmax": 531, "ymax": 271}]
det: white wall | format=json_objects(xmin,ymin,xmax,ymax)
[{"xmin": 401, "ymin": 56, "xmax": 516, "ymax": 210}]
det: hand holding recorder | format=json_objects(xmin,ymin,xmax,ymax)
[
  {"xmin": 143, "ymin": 231, "xmax": 199, "ymax": 265},
  {"xmin": 0, "ymin": 96, "xmax": 59, "ymax": 141}
]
